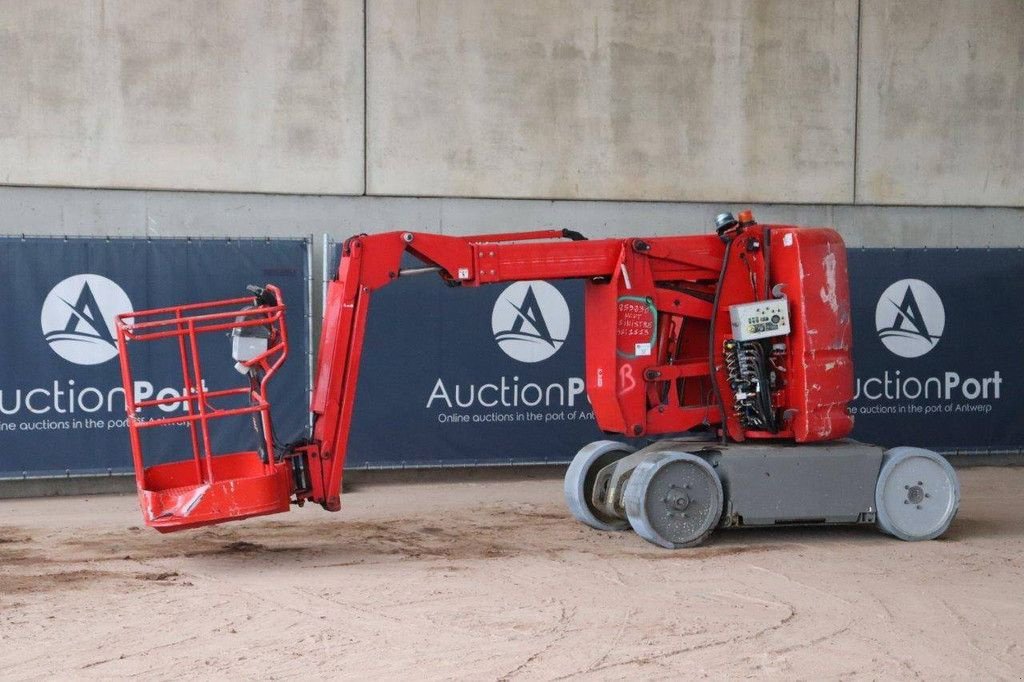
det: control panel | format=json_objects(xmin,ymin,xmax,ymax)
[{"xmin": 729, "ymin": 298, "xmax": 790, "ymax": 341}]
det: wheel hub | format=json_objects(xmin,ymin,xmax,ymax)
[
  {"xmin": 906, "ymin": 483, "xmax": 925, "ymax": 505},
  {"xmin": 664, "ymin": 485, "xmax": 691, "ymax": 512}
]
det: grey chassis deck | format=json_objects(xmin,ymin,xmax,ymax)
[{"xmin": 593, "ymin": 438, "xmax": 885, "ymax": 529}]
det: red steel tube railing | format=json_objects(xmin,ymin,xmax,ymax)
[{"xmin": 116, "ymin": 285, "xmax": 289, "ymax": 491}]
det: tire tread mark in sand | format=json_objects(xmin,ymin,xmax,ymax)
[
  {"xmin": 872, "ymin": 593, "xmax": 896, "ymax": 622},
  {"xmin": 764, "ymin": 621, "xmax": 853, "ymax": 657},
  {"xmin": 579, "ymin": 606, "xmax": 635, "ymax": 675},
  {"xmin": 939, "ymin": 597, "xmax": 1018, "ymax": 677},
  {"xmin": 498, "ymin": 603, "xmax": 573, "ymax": 681},
  {"xmin": 573, "ymin": 591, "xmax": 797, "ymax": 676},
  {"xmin": 151, "ymin": 566, "xmax": 341, "ymax": 631},
  {"xmin": 721, "ymin": 581, "xmax": 856, "ymax": 668},
  {"xmin": 79, "ymin": 633, "xmax": 202, "ymax": 670},
  {"xmin": 745, "ymin": 563, "xmax": 854, "ymax": 606},
  {"xmin": 292, "ymin": 585, "xmax": 408, "ymax": 625},
  {"xmin": 860, "ymin": 593, "xmax": 926, "ymax": 680}
]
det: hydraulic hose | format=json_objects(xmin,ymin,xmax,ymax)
[{"xmin": 708, "ymin": 235, "xmax": 735, "ymax": 444}]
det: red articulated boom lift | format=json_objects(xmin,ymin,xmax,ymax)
[{"xmin": 115, "ymin": 211, "xmax": 960, "ymax": 548}]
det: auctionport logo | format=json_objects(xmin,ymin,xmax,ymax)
[
  {"xmin": 875, "ymin": 279, "xmax": 944, "ymax": 359},
  {"xmin": 491, "ymin": 281, "xmax": 569, "ymax": 363},
  {"xmin": 40, "ymin": 274, "xmax": 134, "ymax": 365}
]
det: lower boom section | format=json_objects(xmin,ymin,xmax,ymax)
[{"xmin": 565, "ymin": 438, "xmax": 960, "ymax": 549}]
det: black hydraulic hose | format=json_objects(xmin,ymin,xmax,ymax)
[
  {"xmin": 754, "ymin": 342, "xmax": 777, "ymax": 432},
  {"xmin": 761, "ymin": 227, "xmax": 778, "ymax": 432},
  {"xmin": 249, "ymin": 367, "xmax": 290, "ymax": 462},
  {"xmin": 708, "ymin": 236, "xmax": 735, "ymax": 445},
  {"xmin": 249, "ymin": 371, "xmax": 270, "ymax": 464}
]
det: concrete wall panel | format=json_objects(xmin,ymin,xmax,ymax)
[
  {"xmin": 0, "ymin": 0, "xmax": 364, "ymax": 194},
  {"xmin": 857, "ymin": 1, "xmax": 1024, "ymax": 206},
  {"xmin": 367, "ymin": 0, "xmax": 857, "ymax": 203}
]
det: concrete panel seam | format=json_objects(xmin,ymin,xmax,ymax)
[
  {"xmin": 363, "ymin": 0, "xmax": 369, "ymax": 197},
  {"xmin": 852, "ymin": 0, "xmax": 862, "ymax": 204}
]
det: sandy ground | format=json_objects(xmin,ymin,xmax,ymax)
[{"xmin": 1, "ymin": 466, "xmax": 1022, "ymax": 680}]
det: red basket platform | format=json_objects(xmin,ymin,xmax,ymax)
[
  {"xmin": 140, "ymin": 452, "xmax": 292, "ymax": 533},
  {"xmin": 116, "ymin": 286, "xmax": 294, "ymax": 532}
]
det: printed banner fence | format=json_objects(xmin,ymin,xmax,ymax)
[
  {"xmin": 846, "ymin": 248, "xmax": 1022, "ymax": 453},
  {"xmin": 0, "ymin": 237, "xmax": 310, "ymax": 478},
  {"xmin": 2, "ymin": 238, "xmax": 1016, "ymax": 478}
]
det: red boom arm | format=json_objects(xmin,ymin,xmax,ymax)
[{"xmin": 301, "ymin": 217, "xmax": 853, "ymax": 511}]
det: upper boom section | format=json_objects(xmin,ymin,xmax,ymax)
[{"xmin": 327, "ymin": 229, "xmax": 724, "ymax": 290}]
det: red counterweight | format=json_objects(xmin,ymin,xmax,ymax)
[
  {"xmin": 711, "ymin": 221, "xmax": 855, "ymax": 443},
  {"xmin": 116, "ymin": 213, "xmax": 859, "ymax": 532}
]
